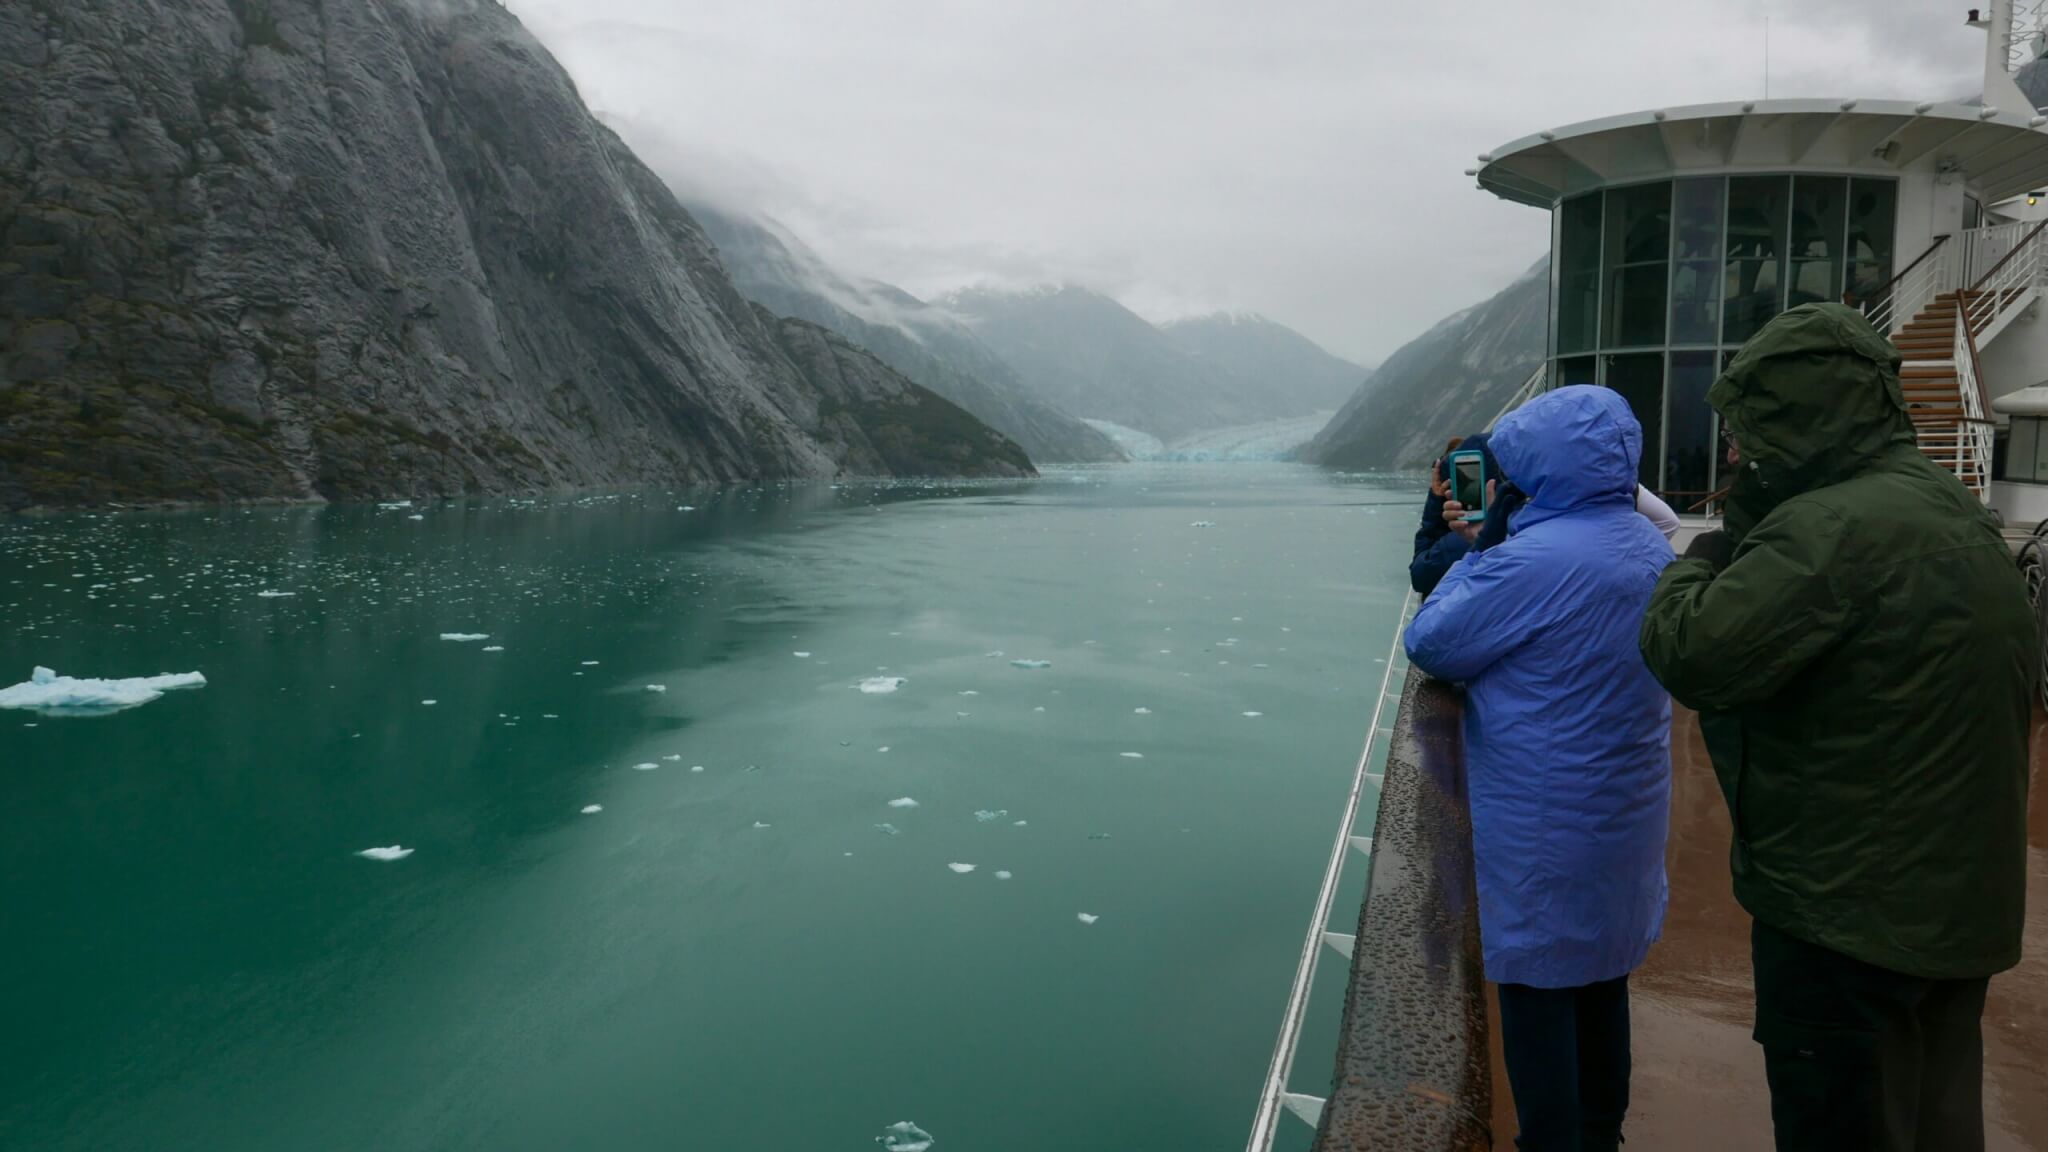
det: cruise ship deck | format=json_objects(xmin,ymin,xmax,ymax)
[{"xmin": 1484, "ymin": 707, "xmax": 2048, "ymax": 1150}]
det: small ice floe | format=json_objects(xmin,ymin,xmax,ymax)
[
  {"xmin": 1133, "ymin": 707, "xmax": 1151, "ymax": 715},
  {"xmin": 947, "ymin": 862, "xmax": 977, "ymax": 874},
  {"xmin": 256, "ymin": 590, "xmax": 296, "ymax": 598},
  {"xmin": 1077, "ymin": 913, "xmax": 1100, "ymax": 925},
  {"xmin": 633, "ymin": 762, "xmax": 659, "ymax": 771},
  {"xmin": 542, "ymin": 713, "xmax": 559, "ymax": 719},
  {"xmin": 421, "ymin": 699, "xmax": 437, "ymax": 706},
  {"xmin": 691, "ymin": 765, "xmax": 705, "ymax": 773},
  {"xmin": 378, "ymin": 500, "xmax": 413, "ymax": 510},
  {"xmin": 1009, "ymin": 659, "xmax": 1051, "ymax": 669},
  {"xmin": 407, "ymin": 514, "xmax": 424, "ymax": 521},
  {"xmin": 1033, "ymin": 706, "xmax": 1046, "ymax": 713},
  {"xmin": 581, "ymin": 660, "xmax": 600, "ymax": 666},
  {"xmin": 439, "ymin": 633, "xmax": 489, "ymax": 642},
  {"xmin": 974, "ymin": 809, "xmax": 1009, "ymax": 823},
  {"xmin": 1252, "ymin": 662, "xmax": 1270, "ymax": 669},
  {"xmin": 678, "ymin": 505, "xmax": 697, "ymax": 511},
  {"xmin": 859, "ymin": 677, "xmax": 907, "ymax": 694},
  {"xmin": 482, "ymin": 646, "xmax": 505, "ymax": 652},
  {"xmin": 1088, "ymin": 833, "xmax": 1112, "ymax": 840},
  {"xmin": 794, "ymin": 652, "xmax": 812, "ymax": 658},
  {"xmin": 661, "ymin": 754, "xmax": 683, "ymax": 762},
  {"xmin": 752, "ymin": 821, "xmax": 772, "ymax": 829},
  {"xmin": 887, "ymin": 797, "xmax": 919, "ymax": 809},
  {"xmin": 1242, "ymin": 711, "xmax": 1264, "ymax": 718},
  {"xmin": 995, "ymin": 870, "xmax": 1013, "ymax": 880},
  {"xmin": 877, "ymin": 746, "xmax": 891, "ymax": 753},
  {"xmin": 958, "ymin": 690, "xmax": 979, "ymax": 697},
  {"xmin": 876, "ymin": 1121, "xmax": 935, "ymax": 1152},
  {"xmin": 1190, "ymin": 520, "xmax": 1216, "ymax": 528},
  {"xmin": 581, "ymin": 805, "xmax": 603, "ymax": 814},
  {"xmin": 1119, "ymin": 752, "xmax": 1144, "ymax": 759},
  {"xmin": 645, "ymin": 684, "xmax": 667, "ymax": 693},
  {"xmin": 357, "ymin": 845, "xmax": 413, "ymax": 861},
  {"xmin": 874, "ymin": 822, "xmax": 901, "ymax": 836},
  {"xmin": 1013, "ymin": 820, "xmax": 1028, "ymax": 827},
  {"xmin": 0, "ymin": 667, "xmax": 206, "ymax": 714},
  {"xmin": 984, "ymin": 650, "xmax": 1005, "ymax": 658}
]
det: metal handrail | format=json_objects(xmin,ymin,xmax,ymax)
[
  {"xmin": 1967, "ymin": 218, "xmax": 2048, "ymax": 294},
  {"xmin": 1852, "ymin": 233, "xmax": 1949, "ymax": 315},
  {"xmin": 1484, "ymin": 364, "xmax": 1547, "ymax": 431},
  {"xmin": 1862, "ymin": 237, "xmax": 1951, "ymax": 336},
  {"xmin": 1244, "ymin": 592, "xmax": 1413, "ymax": 1152}
]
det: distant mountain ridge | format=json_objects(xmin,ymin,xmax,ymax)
[
  {"xmin": 942, "ymin": 285, "xmax": 1365, "ymax": 442},
  {"xmin": 1304, "ymin": 258, "xmax": 1549, "ymax": 470},
  {"xmin": 685, "ymin": 203, "xmax": 1124, "ymax": 463}
]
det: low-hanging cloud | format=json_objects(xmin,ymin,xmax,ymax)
[{"xmin": 507, "ymin": 0, "xmax": 1986, "ymax": 363}]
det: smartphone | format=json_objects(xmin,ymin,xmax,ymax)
[{"xmin": 1447, "ymin": 449, "xmax": 1487, "ymax": 521}]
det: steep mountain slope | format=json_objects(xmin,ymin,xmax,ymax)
[
  {"xmin": 1161, "ymin": 313, "xmax": 1364, "ymax": 413},
  {"xmin": 686, "ymin": 204, "xmax": 1122, "ymax": 463},
  {"xmin": 0, "ymin": 0, "xmax": 1029, "ymax": 509},
  {"xmin": 943, "ymin": 286, "xmax": 1358, "ymax": 442},
  {"xmin": 1305, "ymin": 259, "xmax": 1549, "ymax": 470}
]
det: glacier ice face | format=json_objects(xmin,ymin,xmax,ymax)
[
  {"xmin": 357, "ymin": 845, "xmax": 413, "ymax": 861},
  {"xmin": 876, "ymin": 1121, "xmax": 935, "ymax": 1151},
  {"xmin": 0, "ymin": 667, "xmax": 206, "ymax": 714}
]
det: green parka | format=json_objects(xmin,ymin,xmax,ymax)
[{"xmin": 1640, "ymin": 303, "xmax": 2034, "ymax": 980}]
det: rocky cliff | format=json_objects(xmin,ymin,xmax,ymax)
[
  {"xmin": 686, "ymin": 203, "xmax": 1123, "ymax": 464},
  {"xmin": 0, "ymin": 0, "xmax": 1031, "ymax": 509},
  {"xmin": 1304, "ymin": 258, "xmax": 1548, "ymax": 470}
]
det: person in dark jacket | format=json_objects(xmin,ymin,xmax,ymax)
[
  {"xmin": 1406, "ymin": 386, "xmax": 1673, "ymax": 1152},
  {"xmin": 1410, "ymin": 433, "xmax": 1500, "ymax": 595},
  {"xmin": 1639, "ymin": 303, "xmax": 2035, "ymax": 1152}
]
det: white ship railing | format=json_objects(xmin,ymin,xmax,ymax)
[
  {"xmin": 1484, "ymin": 364, "xmax": 1547, "ymax": 431},
  {"xmin": 1862, "ymin": 235, "xmax": 1950, "ymax": 337},
  {"xmin": 1243, "ymin": 592, "xmax": 1413, "ymax": 1152}
]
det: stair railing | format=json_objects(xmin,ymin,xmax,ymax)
[
  {"xmin": 1954, "ymin": 300, "xmax": 1999, "ymax": 502},
  {"xmin": 1859, "ymin": 234, "xmax": 1950, "ymax": 336}
]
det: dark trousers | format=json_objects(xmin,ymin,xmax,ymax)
[
  {"xmin": 1496, "ymin": 975, "xmax": 1632, "ymax": 1152},
  {"xmin": 1752, "ymin": 920, "xmax": 1990, "ymax": 1152}
]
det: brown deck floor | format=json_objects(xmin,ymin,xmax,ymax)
[{"xmin": 1487, "ymin": 707, "xmax": 2048, "ymax": 1150}]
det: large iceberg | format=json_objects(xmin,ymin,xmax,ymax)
[{"xmin": 0, "ymin": 667, "xmax": 206, "ymax": 714}]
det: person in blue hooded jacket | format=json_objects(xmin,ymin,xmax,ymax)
[{"xmin": 1403, "ymin": 385, "xmax": 1673, "ymax": 1152}]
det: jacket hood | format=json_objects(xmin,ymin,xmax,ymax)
[
  {"xmin": 1490, "ymin": 384, "xmax": 1641, "ymax": 525},
  {"xmin": 1710, "ymin": 303, "xmax": 1914, "ymax": 503}
]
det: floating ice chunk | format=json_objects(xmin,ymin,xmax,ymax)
[
  {"xmin": 947, "ymin": 862, "xmax": 977, "ymax": 874},
  {"xmin": 974, "ymin": 809, "xmax": 1009, "ymax": 822},
  {"xmin": 661, "ymin": 754, "xmax": 683, "ymax": 762},
  {"xmin": 691, "ymin": 765, "xmax": 705, "ymax": 773},
  {"xmin": 877, "ymin": 746, "xmax": 891, "ymax": 753},
  {"xmin": 1033, "ymin": 706, "xmax": 1046, "ymax": 713},
  {"xmin": 860, "ymin": 677, "xmax": 907, "ymax": 694},
  {"xmin": 876, "ymin": 1121, "xmax": 935, "ymax": 1152},
  {"xmin": 958, "ymin": 690, "xmax": 979, "ymax": 697},
  {"xmin": 995, "ymin": 870, "xmax": 1013, "ymax": 879},
  {"xmin": 421, "ymin": 699, "xmax": 437, "ymax": 706},
  {"xmin": 482, "ymin": 646, "xmax": 504, "ymax": 652},
  {"xmin": 257, "ymin": 590, "xmax": 295, "ymax": 598},
  {"xmin": 1119, "ymin": 752, "xmax": 1144, "ymax": 759},
  {"xmin": 752, "ymin": 821, "xmax": 772, "ymax": 829},
  {"xmin": 357, "ymin": 845, "xmax": 413, "ymax": 861},
  {"xmin": 1190, "ymin": 520, "xmax": 1216, "ymax": 528},
  {"xmin": 407, "ymin": 514, "xmax": 424, "ymax": 521},
  {"xmin": 678, "ymin": 505, "xmax": 696, "ymax": 511},
  {"xmin": 543, "ymin": 713, "xmax": 559, "ymax": 719},
  {"xmin": 984, "ymin": 650, "xmax": 1005, "ymax": 658},
  {"xmin": 581, "ymin": 805, "xmax": 602, "ymax": 814},
  {"xmin": 1088, "ymin": 833, "xmax": 1112, "ymax": 840},
  {"xmin": 645, "ymin": 684, "xmax": 667, "ymax": 693},
  {"xmin": 1009, "ymin": 659, "xmax": 1051, "ymax": 669},
  {"xmin": 874, "ymin": 822, "xmax": 901, "ymax": 836},
  {"xmin": 633, "ymin": 762, "xmax": 659, "ymax": 771},
  {"xmin": 378, "ymin": 500, "xmax": 413, "ymax": 510},
  {"xmin": 0, "ymin": 667, "xmax": 206, "ymax": 714},
  {"xmin": 1013, "ymin": 820, "xmax": 1028, "ymax": 826},
  {"xmin": 1242, "ymin": 711, "xmax": 1264, "ymax": 718},
  {"xmin": 1133, "ymin": 707, "xmax": 1151, "ymax": 714},
  {"xmin": 581, "ymin": 661, "xmax": 600, "ymax": 666},
  {"xmin": 1077, "ymin": 913, "xmax": 1100, "ymax": 925},
  {"xmin": 887, "ymin": 797, "xmax": 919, "ymax": 809},
  {"xmin": 794, "ymin": 652, "xmax": 812, "ymax": 658}
]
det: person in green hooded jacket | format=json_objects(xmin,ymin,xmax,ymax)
[{"xmin": 1638, "ymin": 302, "xmax": 2034, "ymax": 1151}]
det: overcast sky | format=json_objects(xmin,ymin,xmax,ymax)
[{"xmin": 505, "ymin": 0, "xmax": 1983, "ymax": 364}]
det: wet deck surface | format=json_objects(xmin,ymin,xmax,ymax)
[{"xmin": 1488, "ymin": 708, "xmax": 2048, "ymax": 1150}]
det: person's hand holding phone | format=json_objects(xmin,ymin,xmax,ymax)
[{"xmin": 1441, "ymin": 479, "xmax": 1497, "ymax": 544}]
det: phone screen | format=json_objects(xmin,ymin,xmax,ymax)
[{"xmin": 1451, "ymin": 456, "xmax": 1485, "ymax": 510}]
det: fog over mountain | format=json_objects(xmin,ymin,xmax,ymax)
[
  {"xmin": 0, "ymin": 0, "xmax": 1029, "ymax": 508},
  {"xmin": 684, "ymin": 203, "xmax": 1124, "ymax": 463},
  {"xmin": 943, "ymin": 285, "xmax": 1364, "ymax": 443},
  {"xmin": 1305, "ymin": 258, "xmax": 1548, "ymax": 471}
]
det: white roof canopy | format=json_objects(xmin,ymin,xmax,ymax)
[{"xmin": 1475, "ymin": 99, "xmax": 2048, "ymax": 208}]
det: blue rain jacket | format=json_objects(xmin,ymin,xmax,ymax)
[{"xmin": 1404, "ymin": 385, "xmax": 1673, "ymax": 989}]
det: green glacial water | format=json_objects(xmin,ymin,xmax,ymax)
[{"xmin": 1, "ymin": 463, "xmax": 1412, "ymax": 1152}]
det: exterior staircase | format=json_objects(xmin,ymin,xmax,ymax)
[{"xmin": 1893, "ymin": 292, "xmax": 1989, "ymax": 496}]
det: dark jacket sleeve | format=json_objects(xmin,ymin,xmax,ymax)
[
  {"xmin": 1410, "ymin": 480, "xmax": 1467, "ymax": 596},
  {"xmin": 1638, "ymin": 501, "xmax": 1856, "ymax": 710}
]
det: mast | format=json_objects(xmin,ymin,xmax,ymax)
[{"xmin": 1973, "ymin": 0, "xmax": 2048, "ymax": 113}]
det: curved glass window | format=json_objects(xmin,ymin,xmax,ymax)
[{"xmin": 1547, "ymin": 174, "xmax": 1896, "ymax": 505}]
